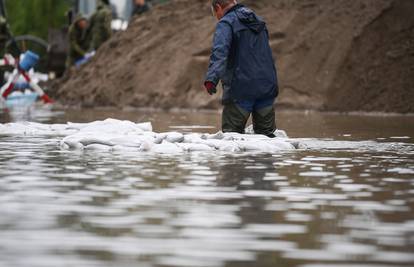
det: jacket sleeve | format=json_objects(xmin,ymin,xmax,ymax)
[
  {"xmin": 0, "ymin": 22, "xmax": 11, "ymax": 42},
  {"xmin": 69, "ymin": 28, "xmax": 86, "ymax": 56},
  {"xmin": 205, "ymin": 21, "xmax": 233, "ymax": 85},
  {"xmin": 103, "ymin": 10, "xmax": 112, "ymax": 39}
]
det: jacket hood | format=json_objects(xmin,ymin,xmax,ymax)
[
  {"xmin": 232, "ymin": 5, "xmax": 265, "ymax": 34},
  {"xmin": 97, "ymin": 0, "xmax": 109, "ymax": 9}
]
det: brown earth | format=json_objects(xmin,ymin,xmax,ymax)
[{"xmin": 53, "ymin": 0, "xmax": 414, "ymax": 113}]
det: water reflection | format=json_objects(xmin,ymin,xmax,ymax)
[
  {"xmin": 0, "ymin": 104, "xmax": 64, "ymax": 123},
  {"xmin": 1, "ymin": 110, "xmax": 414, "ymax": 267}
]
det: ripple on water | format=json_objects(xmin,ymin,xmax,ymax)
[
  {"xmin": 245, "ymin": 224, "xmax": 307, "ymax": 236},
  {"xmin": 299, "ymin": 171, "xmax": 335, "ymax": 177},
  {"xmin": 388, "ymin": 167, "xmax": 414, "ymax": 174}
]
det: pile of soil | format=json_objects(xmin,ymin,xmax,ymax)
[{"xmin": 53, "ymin": 0, "xmax": 414, "ymax": 113}]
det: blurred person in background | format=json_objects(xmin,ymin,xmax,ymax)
[
  {"xmin": 0, "ymin": 15, "xmax": 11, "ymax": 55},
  {"xmin": 132, "ymin": 0, "xmax": 150, "ymax": 17},
  {"xmin": 204, "ymin": 0, "xmax": 279, "ymax": 137},
  {"xmin": 89, "ymin": 0, "xmax": 112, "ymax": 51},
  {"xmin": 0, "ymin": 15, "xmax": 11, "ymax": 85},
  {"xmin": 66, "ymin": 15, "xmax": 89, "ymax": 67}
]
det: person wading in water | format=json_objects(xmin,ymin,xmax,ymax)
[{"xmin": 204, "ymin": 0, "xmax": 279, "ymax": 137}]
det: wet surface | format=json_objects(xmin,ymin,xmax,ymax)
[{"xmin": 0, "ymin": 106, "xmax": 414, "ymax": 267}]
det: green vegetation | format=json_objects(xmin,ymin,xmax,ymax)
[{"xmin": 5, "ymin": 0, "xmax": 72, "ymax": 40}]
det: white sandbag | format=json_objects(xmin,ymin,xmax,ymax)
[
  {"xmin": 177, "ymin": 143, "xmax": 215, "ymax": 152},
  {"xmin": 111, "ymin": 145, "xmax": 140, "ymax": 152},
  {"xmin": 60, "ymin": 139, "xmax": 84, "ymax": 150},
  {"xmin": 274, "ymin": 129, "xmax": 288, "ymax": 138},
  {"xmin": 150, "ymin": 141, "xmax": 183, "ymax": 154},
  {"xmin": 245, "ymin": 125, "xmax": 289, "ymax": 138},
  {"xmin": 136, "ymin": 122, "xmax": 153, "ymax": 132},
  {"xmin": 203, "ymin": 132, "xmax": 225, "ymax": 140},
  {"xmin": 183, "ymin": 133, "xmax": 204, "ymax": 143},
  {"xmin": 217, "ymin": 141, "xmax": 242, "ymax": 152},
  {"xmin": 139, "ymin": 141, "xmax": 154, "ymax": 152},
  {"xmin": 237, "ymin": 140, "xmax": 295, "ymax": 153},
  {"xmin": 84, "ymin": 144, "xmax": 112, "ymax": 151},
  {"xmin": 79, "ymin": 138, "xmax": 115, "ymax": 147},
  {"xmin": 109, "ymin": 135, "xmax": 155, "ymax": 147},
  {"xmin": 164, "ymin": 132, "xmax": 185, "ymax": 143}
]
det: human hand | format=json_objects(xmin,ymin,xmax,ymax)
[{"xmin": 204, "ymin": 81, "xmax": 217, "ymax": 95}]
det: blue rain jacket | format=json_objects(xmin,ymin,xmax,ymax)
[{"xmin": 205, "ymin": 4, "xmax": 279, "ymax": 110}]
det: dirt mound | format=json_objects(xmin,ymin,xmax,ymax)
[
  {"xmin": 326, "ymin": 0, "xmax": 414, "ymax": 113},
  {"xmin": 53, "ymin": 0, "xmax": 414, "ymax": 113}
]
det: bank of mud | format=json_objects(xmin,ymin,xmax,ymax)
[{"xmin": 53, "ymin": 0, "xmax": 414, "ymax": 113}]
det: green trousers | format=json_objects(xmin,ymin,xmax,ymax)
[{"xmin": 222, "ymin": 102, "xmax": 277, "ymax": 137}]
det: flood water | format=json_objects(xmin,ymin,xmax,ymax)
[{"xmin": 1, "ymin": 106, "xmax": 414, "ymax": 267}]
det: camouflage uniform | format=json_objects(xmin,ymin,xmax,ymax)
[
  {"xmin": 0, "ymin": 16, "xmax": 11, "ymax": 85},
  {"xmin": 66, "ymin": 16, "xmax": 88, "ymax": 67},
  {"xmin": 88, "ymin": 0, "xmax": 112, "ymax": 51},
  {"xmin": 0, "ymin": 16, "xmax": 11, "ymax": 55}
]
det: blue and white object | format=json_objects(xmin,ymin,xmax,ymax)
[
  {"xmin": 75, "ymin": 51, "xmax": 95, "ymax": 67},
  {"xmin": 13, "ymin": 82, "xmax": 31, "ymax": 90},
  {"xmin": 19, "ymin": 51, "xmax": 40, "ymax": 72}
]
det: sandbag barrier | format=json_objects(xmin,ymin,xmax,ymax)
[{"xmin": 0, "ymin": 119, "xmax": 300, "ymax": 154}]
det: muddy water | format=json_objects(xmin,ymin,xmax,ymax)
[{"xmin": 0, "ymin": 107, "xmax": 414, "ymax": 267}]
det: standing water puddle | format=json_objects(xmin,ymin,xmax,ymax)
[{"xmin": 0, "ymin": 107, "xmax": 413, "ymax": 267}]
